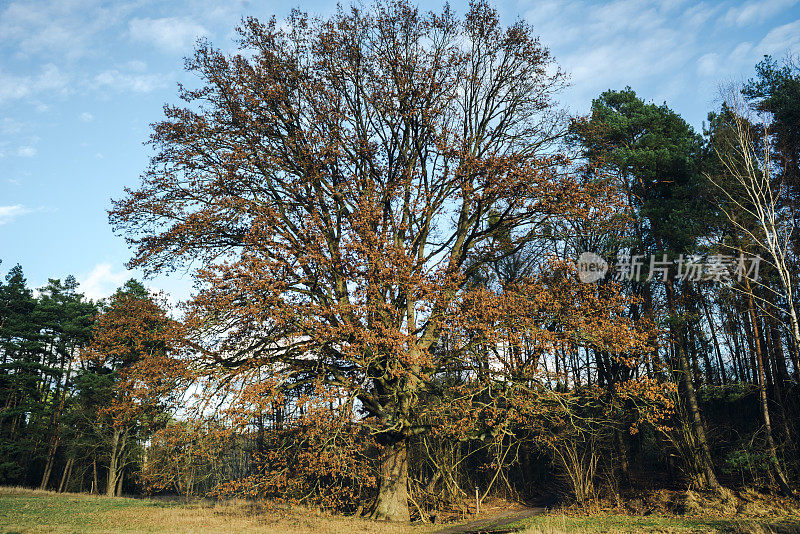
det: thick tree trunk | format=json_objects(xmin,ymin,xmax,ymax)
[
  {"xmin": 107, "ymin": 428, "xmax": 127, "ymax": 497},
  {"xmin": 371, "ymin": 438, "xmax": 410, "ymax": 522},
  {"xmin": 676, "ymin": 343, "xmax": 721, "ymax": 491},
  {"xmin": 116, "ymin": 468, "xmax": 124, "ymax": 496}
]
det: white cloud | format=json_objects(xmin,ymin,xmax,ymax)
[
  {"xmin": 522, "ymin": 0, "xmax": 800, "ymax": 118},
  {"xmin": 723, "ymin": 0, "xmax": 798, "ymax": 27},
  {"xmin": 78, "ymin": 262, "xmax": 130, "ymax": 301},
  {"xmin": 125, "ymin": 60, "xmax": 147, "ymax": 73},
  {"xmin": 0, "ymin": 204, "xmax": 32, "ymax": 225},
  {"xmin": 129, "ymin": 17, "xmax": 207, "ymax": 53},
  {"xmin": 696, "ymin": 52, "xmax": 721, "ymax": 78},
  {"xmin": 719, "ymin": 20, "xmax": 800, "ymax": 77},
  {"xmin": 0, "ymin": 63, "xmax": 70, "ymax": 104},
  {"xmin": 757, "ymin": 20, "xmax": 800, "ymax": 56},
  {"xmin": 0, "ymin": 118, "xmax": 23, "ymax": 134},
  {"xmin": 0, "ymin": 0, "xmax": 132, "ymax": 61},
  {"xmin": 523, "ymin": 0, "xmax": 708, "ymax": 108},
  {"xmin": 93, "ymin": 69, "xmax": 167, "ymax": 93},
  {"xmin": 79, "ymin": 111, "xmax": 93, "ymax": 122},
  {"xmin": 16, "ymin": 145, "xmax": 36, "ymax": 157}
]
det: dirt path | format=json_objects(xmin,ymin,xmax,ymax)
[{"xmin": 432, "ymin": 507, "xmax": 545, "ymax": 534}]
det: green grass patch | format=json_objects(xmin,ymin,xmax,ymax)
[
  {"xmin": 508, "ymin": 513, "xmax": 800, "ymax": 533},
  {"xmin": 0, "ymin": 488, "xmax": 176, "ymax": 533},
  {"xmin": 0, "ymin": 487, "xmax": 429, "ymax": 533}
]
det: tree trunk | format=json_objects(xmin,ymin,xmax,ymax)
[
  {"xmin": 58, "ymin": 457, "xmax": 73, "ymax": 493},
  {"xmin": 116, "ymin": 468, "xmax": 124, "ymax": 496},
  {"xmin": 40, "ymin": 357, "xmax": 73, "ymax": 491},
  {"xmin": 614, "ymin": 428, "xmax": 631, "ymax": 487},
  {"xmin": 767, "ymin": 318, "xmax": 792, "ymax": 444},
  {"xmin": 665, "ymin": 280, "xmax": 721, "ymax": 491},
  {"xmin": 92, "ymin": 458, "xmax": 99, "ymax": 494},
  {"xmin": 107, "ymin": 429, "xmax": 126, "ymax": 497},
  {"xmin": 745, "ymin": 284, "xmax": 794, "ymax": 496},
  {"xmin": 39, "ymin": 433, "xmax": 59, "ymax": 490},
  {"xmin": 676, "ymin": 342, "xmax": 721, "ymax": 491},
  {"xmin": 786, "ymin": 311, "xmax": 800, "ymax": 380},
  {"xmin": 371, "ymin": 438, "xmax": 410, "ymax": 522},
  {"xmin": 700, "ymin": 293, "xmax": 727, "ymax": 385}
]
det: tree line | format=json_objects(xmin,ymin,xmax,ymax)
[
  {"xmin": 2, "ymin": 0, "xmax": 800, "ymax": 522},
  {"xmin": 0, "ymin": 270, "xmax": 185, "ymax": 496}
]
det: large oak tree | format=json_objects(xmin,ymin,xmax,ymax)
[{"xmin": 111, "ymin": 0, "xmax": 624, "ymax": 520}]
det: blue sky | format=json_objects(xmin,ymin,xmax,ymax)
[{"xmin": 1, "ymin": 0, "xmax": 798, "ymax": 302}]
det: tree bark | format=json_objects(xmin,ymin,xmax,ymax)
[
  {"xmin": 58, "ymin": 457, "xmax": 73, "ymax": 493},
  {"xmin": 92, "ymin": 458, "xmax": 99, "ymax": 494},
  {"xmin": 371, "ymin": 438, "xmax": 410, "ymax": 522},
  {"xmin": 665, "ymin": 280, "xmax": 721, "ymax": 491},
  {"xmin": 39, "ymin": 433, "xmax": 58, "ymax": 490},
  {"xmin": 745, "ymin": 284, "xmax": 794, "ymax": 496},
  {"xmin": 614, "ymin": 429, "xmax": 632, "ymax": 487},
  {"xmin": 700, "ymin": 292, "xmax": 727, "ymax": 385},
  {"xmin": 107, "ymin": 428, "xmax": 127, "ymax": 497},
  {"xmin": 116, "ymin": 468, "xmax": 124, "ymax": 496}
]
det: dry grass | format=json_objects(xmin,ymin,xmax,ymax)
[
  {"xmin": 516, "ymin": 513, "xmax": 800, "ymax": 533},
  {"xmin": 3, "ymin": 486, "xmax": 799, "ymax": 533},
  {"xmin": 0, "ymin": 486, "xmax": 433, "ymax": 533}
]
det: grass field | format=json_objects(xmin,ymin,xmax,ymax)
[
  {"xmin": 514, "ymin": 514, "xmax": 800, "ymax": 533},
  {"xmin": 0, "ymin": 487, "xmax": 430, "ymax": 534},
  {"xmin": 1, "ymin": 487, "xmax": 799, "ymax": 533}
]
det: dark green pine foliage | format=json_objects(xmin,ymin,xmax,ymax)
[
  {"xmin": 570, "ymin": 87, "xmax": 713, "ymax": 256},
  {"xmin": 570, "ymin": 89, "xmax": 725, "ymax": 490},
  {"xmin": 0, "ymin": 264, "xmax": 97, "ymax": 486},
  {"xmin": 743, "ymin": 56, "xmax": 800, "ymax": 192},
  {"xmin": 0, "ymin": 265, "xmax": 45, "ymax": 483}
]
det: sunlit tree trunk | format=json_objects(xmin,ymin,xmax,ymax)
[
  {"xmin": 58, "ymin": 457, "xmax": 74, "ymax": 493},
  {"xmin": 372, "ymin": 438, "xmax": 410, "ymax": 522},
  {"xmin": 710, "ymin": 91, "xmax": 800, "ymax": 373}
]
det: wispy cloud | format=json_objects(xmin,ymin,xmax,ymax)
[
  {"xmin": 93, "ymin": 68, "xmax": 167, "ymax": 93},
  {"xmin": 1, "ymin": 118, "xmax": 23, "ymax": 134},
  {"xmin": 16, "ymin": 145, "xmax": 36, "ymax": 157},
  {"xmin": 723, "ymin": 0, "xmax": 799, "ymax": 27},
  {"xmin": 78, "ymin": 262, "xmax": 130, "ymax": 301},
  {"xmin": 0, "ymin": 0, "xmax": 132, "ymax": 61},
  {"xmin": 523, "ymin": 0, "xmax": 800, "ymax": 115},
  {"xmin": 524, "ymin": 0, "xmax": 712, "ymax": 107},
  {"xmin": 129, "ymin": 17, "xmax": 207, "ymax": 53},
  {"xmin": 758, "ymin": 20, "xmax": 800, "ymax": 56},
  {"xmin": 0, "ymin": 204, "xmax": 32, "ymax": 225},
  {"xmin": 0, "ymin": 63, "xmax": 69, "ymax": 104}
]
